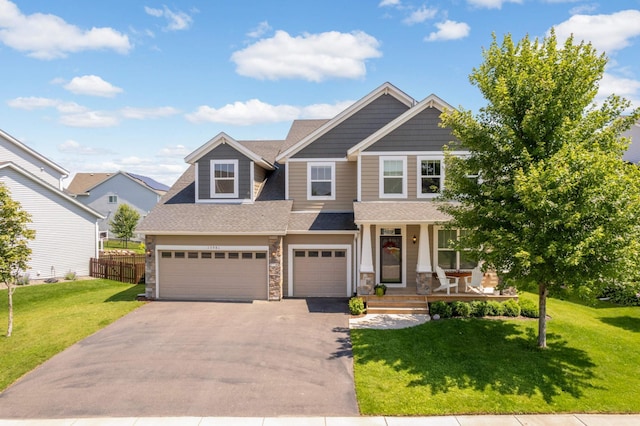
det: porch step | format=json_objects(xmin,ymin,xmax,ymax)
[{"xmin": 364, "ymin": 295, "xmax": 429, "ymax": 315}]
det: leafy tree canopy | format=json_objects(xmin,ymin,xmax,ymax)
[
  {"xmin": 440, "ymin": 31, "xmax": 640, "ymax": 347},
  {"xmin": 109, "ymin": 203, "xmax": 140, "ymax": 248}
]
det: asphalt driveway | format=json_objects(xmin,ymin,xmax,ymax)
[{"xmin": 0, "ymin": 298, "xmax": 358, "ymax": 418}]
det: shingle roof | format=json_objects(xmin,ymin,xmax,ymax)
[
  {"xmin": 281, "ymin": 119, "xmax": 329, "ymax": 153},
  {"xmin": 66, "ymin": 172, "xmax": 113, "ymax": 194},
  {"xmin": 237, "ymin": 140, "xmax": 284, "ymax": 165},
  {"xmin": 353, "ymin": 201, "xmax": 452, "ymax": 224},
  {"xmin": 137, "ymin": 165, "xmax": 292, "ymax": 234},
  {"xmin": 288, "ymin": 212, "xmax": 357, "ymax": 232}
]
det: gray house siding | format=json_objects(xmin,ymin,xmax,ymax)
[
  {"xmin": 76, "ymin": 173, "xmax": 161, "ymax": 233},
  {"xmin": 288, "ymin": 161, "xmax": 357, "ymax": 211},
  {"xmin": 364, "ymin": 107, "xmax": 457, "ymax": 152},
  {"xmin": 0, "ymin": 136, "xmax": 64, "ymax": 189},
  {"xmin": 293, "ymin": 94, "xmax": 410, "ymax": 158},
  {"xmin": 196, "ymin": 143, "xmax": 252, "ymax": 201},
  {"xmin": 1, "ymin": 169, "xmax": 97, "ymax": 278}
]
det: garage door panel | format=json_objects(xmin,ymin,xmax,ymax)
[
  {"xmin": 293, "ymin": 250, "xmax": 348, "ymax": 297},
  {"xmin": 159, "ymin": 251, "xmax": 267, "ymax": 300}
]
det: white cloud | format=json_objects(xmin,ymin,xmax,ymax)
[
  {"xmin": 145, "ymin": 5, "xmax": 193, "ymax": 31},
  {"xmin": 120, "ymin": 106, "xmax": 180, "ymax": 119},
  {"xmin": 158, "ymin": 145, "xmax": 190, "ymax": 157},
  {"xmin": 379, "ymin": 0, "xmax": 401, "ymax": 6},
  {"xmin": 569, "ymin": 4, "xmax": 597, "ymax": 15},
  {"xmin": 403, "ymin": 6, "xmax": 438, "ymax": 25},
  {"xmin": 57, "ymin": 139, "xmax": 110, "ymax": 155},
  {"xmin": 552, "ymin": 10, "xmax": 640, "ymax": 54},
  {"xmin": 230, "ymin": 30, "xmax": 382, "ymax": 82},
  {"xmin": 59, "ymin": 111, "xmax": 119, "ymax": 128},
  {"xmin": 466, "ymin": 0, "xmax": 522, "ymax": 9},
  {"xmin": 597, "ymin": 72, "xmax": 640, "ymax": 103},
  {"xmin": 247, "ymin": 21, "xmax": 271, "ymax": 38},
  {"xmin": 7, "ymin": 96, "xmax": 86, "ymax": 113},
  {"xmin": 425, "ymin": 20, "xmax": 471, "ymax": 41},
  {"xmin": 186, "ymin": 98, "xmax": 355, "ymax": 125},
  {"xmin": 0, "ymin": 0, "xmax": 131, "ymax": 59},
  {"xmin": 63, "ymin": 75, "xmax": 123, "ymax": 98}
]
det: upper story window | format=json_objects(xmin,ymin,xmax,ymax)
[
  {"xmin": 418, "ymin": 156, "xmax": 443, "ymax": 197},
  {"xmin": 380, "ymin": 156, "xmax": 406, "ymax": 198},
  {"xmin": 211, "ymin": 159, "xmax": 238, "ymax": 198},
  {"xmin": 307, "ymin": 162, "xmax": 335, "ymax": 200},
  {"xmin": 108, "ymin": 195, "xmax": 118, "ymax": 204}
]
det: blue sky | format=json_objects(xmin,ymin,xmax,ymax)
[{"xmin": 1, "ymin": 0, "xmax": 639, "ymax": 185}]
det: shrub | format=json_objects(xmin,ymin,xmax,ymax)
[
  {"xmin": 15, "ymin": 274, "xmax": 30, "ymax": 286},
  {"xmin": 470, "ymin": 300, "xmax": 490, "ymax": 317},
  {"xmin": 486, "ymin": 300, "xmax": 504, "ymax": 316},
  {"xmin": 519, "ymin": 298, "xmax": 539, "ymax": 318},
  {"xmin": 430, "ymin": 301, "xmax": 453, "ymax": 318},
  {"xmin": 64, "ymin": 270, "xmax": 77, "ymax": 281},
  {"xmin": 600, "ymin": 282, "xmax": 640, "ymax": 306},
  {"xmin": 348, "ymin": 297, "xmax": 366, "ymax": 315},
  {"xmin": 451, "ymin": 301, "xmax": 471, "ymax": 317},
  {"xmin": 502, "ymin": 299, "xmax": 521, "ymax": 317}
]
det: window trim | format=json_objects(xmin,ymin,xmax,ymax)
[
  {"xmin": 108, "ymin": 195, "xmax": 118, "ymax": 204},
  {"xmin": 307, "ymin": 162, "xmax": 336, "ymax": 201},
  {"xmin": 379, "ymin": 156, "xmax": 407, "ymax": 199},
  {"xmin": 433, "ymin": 227, "xmax": 477, "ymax": 271},
  {"xmin": 417, "ymin": 155, "xmax": 444, "ymax": 198},
  {"xmin": 210, "ymin": 159, "xmax": 239, "ymax": 198}
]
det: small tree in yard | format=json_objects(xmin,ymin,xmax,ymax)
[
  {"xmin": 440, "ymin": 32, "xmax": 640, "ymax": 348},
  {"xmin": 0, "ymin": 182, "xmax": 35, "ymax": 337},
  {"xmin": 109, "ymin": 203, "xmax": 140, "ymax": 248}
]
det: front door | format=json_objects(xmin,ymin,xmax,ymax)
[{"xmin": 380, "ymin": 235, "xmax": 402, "ymax": 284}]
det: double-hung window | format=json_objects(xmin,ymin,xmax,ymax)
[
  {"xmin": 307, "ymin": 162, "xmax": 335, "ymax": 200},
  {"xmin": 108, "ymin": 195, "xmax": 118, "ymax": 204},
  {"xmin": 380, "ymin": 156, "xmax": 406, "ymax": 198},
  {"xmin": 418, "ymin": 156, "xmax": 443, "ymax": 197},
  {"xmin": 211, "ymin": 159, "xmax": 238, "ymax": 198},
  {"xmin": 436, "ymin": 228, "xmax": 477, "ymax": 270}
]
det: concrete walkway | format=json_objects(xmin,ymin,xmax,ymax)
[{"xmin": 1, "ymin": 414, "xmax": 640, "ymax": 425}]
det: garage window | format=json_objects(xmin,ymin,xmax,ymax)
[
  {"xmin": 201, "ymin": 252, "xmax": 212, "ymax": 259},
  {"xmin": 256, "ymin": 252, "xmax": 266, "ymax": 259},
  {"xmin": 294, "ymin": 251, "xmax": 305, "ymax": 257},
  {"xmin": 228, "ymin": 252, "xmax": 239, "ymax": 259},
  {"xmin": 174, "ymin": 252, "xmax": 185, "ymax": 259},
  {"xmin": 214, "ymin": 252, "xmax": 225, "ymax": 259},
  {"xmin": 308, "ymin": 251, "xmax": 319, "ymax": 258},
  {"xmin": 335, "ymin": 251, "xmax": 346, "ymax": 258},
  {"xmin": 322, "ymin": 251, "xmax": 332, "ymax": 257},
  {"xmin": 161, "ymin": 252, "xmax": 172, "ymax": 259},
  {"xmin": 242, "ymin": 252, "xmax": 253, "ymax": 259},
  {"xmin": 188, "ymin": 252, "xmax": 198, "ymax": 259}
]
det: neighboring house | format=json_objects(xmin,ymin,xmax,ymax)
[
  {"xmin": 623, "ymin": 120, "xmax": 640, "ymax": 164},
  {"xmin": 66, "ymin": 171, "xmax": 169, "ymax": 237},
  {"xmin": 138, "ymin": 82, "xmax": 471, "ymax": 301},
  {"xmin": 0, "ymin": 129, "xmax": 103, "ymax": 279}
]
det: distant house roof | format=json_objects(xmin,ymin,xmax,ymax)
[{"xmin": 66, "ymin": 171, "xmax": 169, "ymax": 196}]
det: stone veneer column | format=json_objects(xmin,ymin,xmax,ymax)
[
  {"xmin": 268, "ymin": 236, "xmax": 283, "ymax": 301},
  {"xmin": 416, "ymin": 224, "xmax": 434, "ymax": 294},
  {"xmin": 358, "ymin": 225, "xmax": 375, "ymax": 295},
  {"xmin": 144, "ymin": 235, "xmax": 156, "ymax": 299}
]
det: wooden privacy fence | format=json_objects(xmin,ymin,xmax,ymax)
[{"xmin": 90, "ymin": 254, "xmax": 146, "ymax": 284}]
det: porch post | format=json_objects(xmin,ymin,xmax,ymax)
[
  {"xmin": 358, "ymin": 224, "xmax": 375, "ymax": 295},
  {"xmin": 416, "ymin": 224, "xmax": 434, "ymax": 294}
]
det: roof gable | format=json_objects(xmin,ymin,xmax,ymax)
[
  {"xmin": 0, "ymin": 128, "xmax": 68, "ymax": 176},
  {"xmin": 67, "ymin": 171, "xmax": 169, "ymax": 195},
  {"xmin": 347, "ymin": 94, "xmax": 456, "ymax": 158},
  {"xmin": 185, "ymin": 132, "xmax": 275, "ymax": 170},
  {"xmin": 276, "ymin": 82, "xmax": 416, "ymax": 162}
]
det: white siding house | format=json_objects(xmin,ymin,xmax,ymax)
[{"xmin": 0, "ymin": 129, "xmax": 103, "ymax": 280}]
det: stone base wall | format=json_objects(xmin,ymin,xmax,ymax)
[
  {"xmin": 416, "ymin": 271, "xmax": 434, "ymax": 294},
  {"xmin": 144, "ymin": 235, "xmax": 156, "ymax": 299},
  {"xmin": 358, "ymin": 272, "xmax": 375, "ymax": 295},
  {"xmin": 268, "ymin": 236, "xmax": 283, "ymax": 301}
]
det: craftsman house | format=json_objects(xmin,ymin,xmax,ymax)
[{"xmin": 138, "ymin": 82, "xmax": 475, "ymax": 301}]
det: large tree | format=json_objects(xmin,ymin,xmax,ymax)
[
  {"xmin": 0, "ymin": 182, "xmax": 35, "ymax": 337},
  {"xmin": 109, "ymin": 203, "xmax": 140, "ymax": 248},
  {"xmin": 440, "ymin": 32, "xmax": 640, "ymax": 348}
]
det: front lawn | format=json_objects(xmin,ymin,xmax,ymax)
[
  {"xmin": 352, "ymin": 292, "xmax": 640, "ymax": 415},
  {"xmin": 0, "ymin": 280, "xmax": 144, "ymax": 391}
]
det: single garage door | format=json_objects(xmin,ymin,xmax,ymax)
[
  {"xmin": 293, "ymin": 249, "xmax": 348, "ymax": 297},
  {"xmin": 158, "ymin": 250, "xmax": 268, "ymax": 300}
]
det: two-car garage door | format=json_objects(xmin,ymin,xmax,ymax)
[{"xmin": 158, "ymin": 249, "xmax": 268, "ymax": 300}]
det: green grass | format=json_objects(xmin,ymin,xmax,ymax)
[
  {"xmin": 103, "ymin": 239, "xmax": 145, "ymax": 254},
  {"xmin": 352, "ymin": 292, "xmax": 640, "ymax": 415},
  {"xmin": 0, "ymin": 280, "xmax": 144, "ymax": 391}
]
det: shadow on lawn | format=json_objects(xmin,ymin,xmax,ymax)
[
  {"xmin": 353, "ymin": 319, "xmax": 598, "ymax": 404},
  {"xmin": 104, "ymin": 284, "xmax": 144, "ymax": 302},
  {"xmin": 599, "ymin": 316, "xmax": 640, "ymax": 333}
]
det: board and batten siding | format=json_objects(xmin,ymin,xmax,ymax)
[
  {"xmin": 288, "ymin": 161, "xmax": 356, "ymax": 211},
  {"xmin": 293, "ymin": 95, "xmax": 410, "ymax": 158},
  {"xmin": 363, "ymin": 107, "xmax": 458, "ymax": 152},
  {"xmin": 1, "ymin": 136, "xmax": 65, "ymax": 189},
  {"xmin": 196, "ymin": 143, "xmax": 252, "ymax": 201},
  {"xmin": 1, "ymin": 169, "xmax": 98, "ymax": 278}
]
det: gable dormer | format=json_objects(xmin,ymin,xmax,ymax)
[{"xmin": 185, "ymin": 132, "xmax": 276, "ymax": 203}]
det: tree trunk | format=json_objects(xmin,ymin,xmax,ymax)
[
  {"xmin": 7, "ymin": 283, "xmax": 14, "ymax": 337},
  {"xmin": 538, "ymin": 282, "xmax": 548, "ymax": 348}
]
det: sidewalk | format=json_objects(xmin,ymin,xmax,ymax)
[{"xmin": 2, "ymin": 415, "xmax": 640, "ymax": 425}]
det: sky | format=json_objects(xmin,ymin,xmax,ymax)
[{"xmin": 1, "ymin": 0, "xmax": 640, "ymax": 186}]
